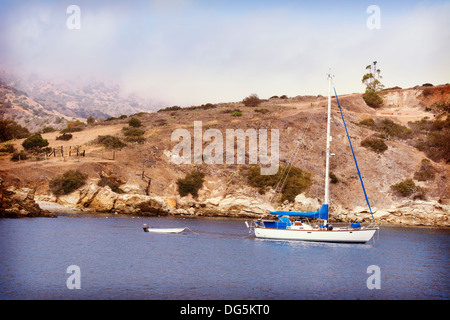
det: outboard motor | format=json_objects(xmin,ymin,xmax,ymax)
[
  {"xmin": 327, "ymin": 224, "xmax": 333, "ymax": 231},
  {"xmin": 143, "ymin": 224, "xmax": 149, "ymax": 232}
]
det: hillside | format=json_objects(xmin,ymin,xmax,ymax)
[
  {"xmin": 0, "ymin": 85, "xmax": 449, "ymax": 226},
  {"xmin": 0, "ymin": 69, "xmax": 159, "ymax": 132}
]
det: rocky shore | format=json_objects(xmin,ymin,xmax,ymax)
[
  {"xmin": 0, "ymin": 178, "xmax": 55, "ymax": 218},
  {"xmin": 30, "ymin": 182, "xmax": 450, "ymax": 227}
]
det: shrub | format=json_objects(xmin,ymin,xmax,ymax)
[
  {"xmin": 56, "ymin": 133, "xmax": 73, "ymax": 141},
  {"xmin": 49, "ymin": 170, "xmax": 88, "ymax": 195},
  {"xmin": 22, "ymin": 133, "xmax": 49, "ymax": 151},
  {"xmin": 243, "ymin": 94, "xmax": 262, "ymax": 107},
  {"xmin": 245, "ymin": 166, "xmax": 312, "ymax": 203},
  {"xmin": 231, "ymin": 111, "xmax": 242, "ymax": 117},
  {"xmin": 363, "ymin": 89, "xmax": 383, "ymax": 108},
  {"xmin": 158, "ymin": 106, "xmax": 182, "ymax": 113},
  {"xmin": 86, "ymin": 116, "xmax": 95, "ymax": 125},
  {"xmin": 0, "ymin": 119, "xmax": 30, "ymax": 142},
  {"xmin": 128, "ymin": 117, "xmax": 142, "ymax": 127},
  {"xmin": 361, "ymin": 137, "xmax": 388, "ymax": 153},
  {"xmin": 42, "ymin": 126, "xmax": 56, "ymax": 133},
  {"xmin": 378, "ymin": 119, "xmax": 413, "ymax": 139},
  {"xmin": 329, "ymin": 172, "xmax": 339, "ymax": 184},
  {"xmin": 61, "ymin": 120, "xmax": 85, "ymax": 133},
  {"xmin": 413, "ymin": 159, "xmax": 436, "ymax": 181},
  {"xmin": 125, "ymin": 136, "xmax": 146, "ymax": 144},
  {"xmin": 0, "ymin": 143, "xmax": 16, "ymax": 153},
  {"xmin": 122, "ymin": 127, "xmax": 145, "ymax": 137},
  {"xmin": 176, "ymin": 170, "xmax": 205, "ymax": 198},
  {"xmin": 390, "ymin": 179, "xmax": 417, "ymax": 197},
  {"xmin": 10, "ymin": 151, "xmax": 28, "ymax": 162},
  {"xmin": 359, "ymin": 118, "xmax": 376, "ymax": 127},
  {"xmin": 96, "ymin": 135, "xmax": 126, "ymax": 149}
]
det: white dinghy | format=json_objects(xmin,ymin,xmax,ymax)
[{"xmin": 143, "ymin": 224, "xmax": 186, "ymax": 234}]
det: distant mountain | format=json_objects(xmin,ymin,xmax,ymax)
[{"xmin": 0, "ymin": 68, "xmax": 160, "ymax": 132}]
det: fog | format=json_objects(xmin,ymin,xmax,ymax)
[{"xmin": 1, "ymin": 0, "xmax": 449, "ymax": 108}]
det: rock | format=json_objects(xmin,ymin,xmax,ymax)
[
  {"xmin": 294, "ymin": 194, "xmax": 321, "ymax": 212},
  {"xmin": 0, "ymin": 186, "xmax": 55, "ymax": 218},
  {"xmin": 89, "ymin": 186, "xmax": 118, "ymax": 212}
]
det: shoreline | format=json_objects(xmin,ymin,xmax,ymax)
[{"xmin": 36, "ymin": 201, "xmax": 450, "ymax": 229}]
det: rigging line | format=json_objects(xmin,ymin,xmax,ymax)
[
  {"xmin": 333, "ymin": 87, "xmax": 375, "ymax": 221},
  {"xmin": 270, "ymin": 110, "xmax": 317, "ymax": 204}
]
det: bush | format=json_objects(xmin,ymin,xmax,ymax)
[
  {"xmin": 414, "ymin": 159, "xmax": 436, "ymax": 181},
  {"xmin": 158, "ymin": 106, "xmax": 182, "ymax": 113},
  {"xmin": 0, "ymin": 119, "xmax": 30, "ymax": 142},
  {"xmin": 231, "ymin": 111, "xmax": 242, "ymax": 117},
  {"xmin": 96, "ymin": 135, "xmax": 126, "ymax": 149},
  {"xmin": 363, "ymin": 89, "xmax": 383, "ymax": 108},
  {"xmin": 0, "ymin": 143, "xmax": 16, "ymax": 153},
  {"xmin": 176, "ymin": 170, "xmax": 205, "ymax": 198},
  {"xmin": 22, "ymin": 133, "xmax": 49, "ymax": 151},
  {"xmin": 245, "ymin": 166, "xmax": 312, "ymax": 203},
  {"xmin": 122, "ymin": 127, "xmax": 145, "ymax": 137},
  {"xmin": 243, "ymin": 94, "xmax": 262, "ymax": 107},
  {"xmin": 125, "ymin": 136, "xmax": 146, "ymax": 144},
  {"xmin": 378, "ymin": 119, "xmax": 413, "ymax": 139},
  {"xmin": 391, "ymin": 179, "xmax": 425, "ymax": 199},
  {"xmin": 61, "ymin": 120, "xmax": 85, "ymax": 133},
  {"xmin": 361, "ymin": 137, "xmax": 388, "ymax": 153},
  {"xmin": 329, "ymin": 172, "xmax": 339, "ymax": 184},
  {"xmin": 42, "ymin": 126, "xmax": 56, "ymax": 133},
  {"xmin": 128, "ymin": 117, "xmax": 142, "ymax": 128},
  {"xmin": 56, "ymin": 133, "xmax": 73, "ymax": 141},
  {"xmin": 10, "ymin": 151, "xmax": 28, "ymax": 162},
  {"xmin": 49, "ymin": 170, "xmax": 88, "ymax": 195},
  {"xmin": 359, "ymin": 118, "xmax": 376, "ymax": 127}
]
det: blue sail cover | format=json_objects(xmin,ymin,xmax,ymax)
[{"xmin": 270, "ymin": 204, "xmax": 329, "ymax": 220}]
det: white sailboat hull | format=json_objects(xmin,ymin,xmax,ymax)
[{"xmin": 254, "ymin": 227, "xmax": 377, "ymax": 243}]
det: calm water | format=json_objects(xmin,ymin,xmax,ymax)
[{"xmin": 0, "ymin": 214, "xmax": 448, "ymax": 300}]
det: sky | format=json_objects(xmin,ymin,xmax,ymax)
[{"xmin": 0, "ymin": 0, "xmax": 449, "ymax": 107}]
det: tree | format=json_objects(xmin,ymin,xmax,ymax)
[
  {"xmin": 86, "ymin": 116, "xmax": 95, "ymax": 125},
  {"xmin": 0, "ymin": 120, "xmax": 30, "ymax": 142},
  {"xmin": 362, "ymin": 61, "xmax": 384, "ymax": 108},
  {"xmin": 243, "ymin": 94, "xmax": 262, "ymax": 107},
  {"xmin": 362, "ymin": 61, "xmax": 384, "ymax": 92},
  {"xmin": 22, "ymin": 133, "xmax": 49, "ymax": 151}
]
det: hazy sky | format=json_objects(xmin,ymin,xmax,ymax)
[{"xmin": 1, "ymin": 0, "xmax": 449, "ymax": 107}]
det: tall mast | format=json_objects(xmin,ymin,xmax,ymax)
[{"xmin": 324, "ymin": 72, "xmax": 333, "ymax": 225}]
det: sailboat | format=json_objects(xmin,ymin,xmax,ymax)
[{"xmin": 246, "ymin": 73, "xmax": 379, "ymax": 243}]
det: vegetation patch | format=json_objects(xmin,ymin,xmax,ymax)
[
  {"xmin": 410, "ymin": 117, "xmax": 450, "ymax": 163},
  {"xmin": 0, "ymin": 119, "xmax": 30, "ymax": 142},
  {"xmin": 176, "ymin": 170, "xmax": 205, "ymax": 198},
  {"xmin": 10, "ymin": 151, "xmax": 28, "ymax": 162},
  {"xmin": 96, "ymin": 135, "xmax": 126, "ymax": 149},
  {"xmin": 56, "ymin": 133, "xmax": 73, "ymax": 141},
  {"xmin": 390, "ymin": 179, "xmax": 427, "ymax": 200},
  {"xmin": 363, "ymin": 89, "xmax": 383, "ymax": 108},
  {"xmin": 413, "ymin": 159, "xmax": 436, "ymax": 181},
  {"xmin": 49, "ymin": 170, "xmax": 88, "ymax": 195},
  {"xmin": 244, "ymin": 166, "xmax": 312, "ymax": 203},
  {"xmin": 22, "ymin": 133, "xmax": 49, "ymax": 151},
  {"xmin": 361, "ymin": 137, "xmax": 388, "ymax": 153}
]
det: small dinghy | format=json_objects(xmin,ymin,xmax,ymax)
[{"xmin": 143, "ymin": 224, "xmax": 186, "ymax": 234}]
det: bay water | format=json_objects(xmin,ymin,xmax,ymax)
[{"xmin": 0, "ymin": 214, "xmax": 448, "ymax": 300}]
